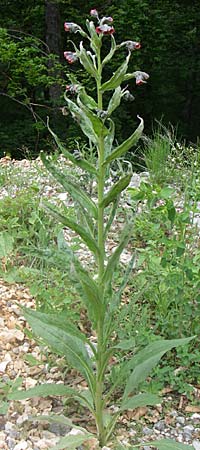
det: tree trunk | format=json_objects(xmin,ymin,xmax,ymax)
[{"xmin": 45, "ymin": 0, "xmax": 62, "ymax": 104}]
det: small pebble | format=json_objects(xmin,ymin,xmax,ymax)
[{"xmin": 176, "ymin": 416, "xmax": 185, "ymax": 425}]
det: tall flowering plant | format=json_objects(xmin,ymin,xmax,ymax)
[{"xmin": 9, "ymin": 10, "xmax": 194, "ymax": 450}]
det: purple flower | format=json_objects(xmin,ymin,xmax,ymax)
[
  {"xmin": 90, "ymin": 9, "xmax": 99, "ymax": 18},
  {"xmin": 125, "ymin": 41, "xmax": 141, "ymax": 51},
  {"xmin": 64, "ymin": 51, "xmax": 78, "ymax": 64},
  {"xmin": 64, "ymin": 22, "xmax": 81, "ymax": 33},
  {"xmin": 134, "ymin": 71, "xmax": 149, "ymax": 85},
  {"xmin": 96, "ymin": 24, "xmax": 115, "ymax": 35}
]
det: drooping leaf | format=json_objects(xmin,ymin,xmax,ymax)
[
  {"xmin": 46, "ymin": 120, "xmax": 97, "ymax": 176},
  {"xmin": 79, "ymin": 87, "xmax": 98, "ymax": 110},
  {"xmin": 8, "ymin": 383, "xmax": 78, "ymax": 401},
  {"xmin": 123, "ymin": 336, "xmax": 195, "ymax": 399},
  {"xmin": 100, "ymin": 174, "xmax": 132, "ymax": 208},
  {"xmin": 102, "ymin": 35, "xmax": 116, "ymax": 67},
  {"xmin": 146, "ymin": 439, "xmax": 195, "ymax": 450},
  {"xmin": 107, "ymin": 86, "xmax": 122, "ymax": 116},
  {"xmin": 43, "ymin": 201, "xmax": 100, "ymax": 258},
  {"xmin": 120, "ymin": 393, "xmax": 160, "ymax": 411},
  {"xmin": 103, "ymin": 116, "xmax": 144, "ymax": 166},
  {"xmin": 21, "ymin": 308, "xmax": 95, "ymax": 389},
  {"xmin": 41, "ymin": 152, "xmax": 98, "ymax": 220},
  {"xmin": 100, "ymin": 52, "xmax": 130, "ymax": 92},
  {"xmin": 64, "ymin": 95, "xmax": 98, "ymax": 144}
]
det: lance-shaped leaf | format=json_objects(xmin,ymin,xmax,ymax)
[
  {"xmin": 104, "ymin": 119, "xmax": 115, "ymax": 158},
  {"xmin": 123, "ymin": 336, "xmax": 195, "ymax": 399},
  {"xmin": 44, "ymin": 201, "xmax": 100, "ymax": 258},
  {"xmin": 103, "ymin": 116, "xmax": 144, "ymax": 166},
  {"xmin": 102, "ymin": 35, "xmax": 116, "ymax": 67},
  {"xmin": 100, "ymin": 174, "xmax": 132, "ymax": 208},
  {"xmin": 100, "ymin": 52, "xmax": 131, "ymax": 92},
  {"xmin": 77, "ymin": 96, "xmax": 108, "ymax": 137},
  {"xmin": 104, "ymin": 196, "xmax": 119, "ymax": 238},
  {"xmin": 41, "ymin": 152, "xmax": 97, "ymax": 220},
  {"xmin": 21, "ymin": 308, "xmax": 95, "ymax": 389},
  {"xmin": 109, "ymin": 253, "xmax": 136, "ymax": 313},
  {"xmin": 79, "ymin": 87, "xmax": 98, "ymax": 110},
  {"xmin": 120, "ymin": 393, "xmax": 160, "ymax": 411},
  {"xmin": 76, "ymin": 41, "xmax": 97, "ymax": 78},
  {"xmin": 8, "ymin": 383, "xmax": 78, "ymax": 401},
  {"xmin": 47, "ymin": 120, "xmax": 97, "ymax": 176},
  {"xmin": 107, "ymin": 86, "xmax": 122, "ymax": 116},
  {"xmin": 64, "ymin": 94, "xmax": 98, "ymax": 144},
  {"xmin": 102, "ymin": 222, "xmax": 133, "ymax": 289},
  {"xmin": 146, "ymin": 439, "xmax": 195, "ymax": 450},
  {"xmin": 86, "ymin": 19, "xmax": 102, "ymax": 53}
]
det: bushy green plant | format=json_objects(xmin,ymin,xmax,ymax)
[{"xmin": 8, "ymin": 10, "xmax": 195, "ymax": 450}]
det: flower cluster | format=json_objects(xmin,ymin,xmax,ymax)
[
  {"xmin": 64, "ymin": 51, "xmax": 78, "ymax": 64},
  {"xmin": 125, "ymin": 40, "xmax": 141, "ymax": 51},
  {"xmin": 90, "ymin": 8, "xmax": 115, "ymax": 35},
  {"xmin": 96, "ymin": 24, "xmax": 115, "ymax": 35}
]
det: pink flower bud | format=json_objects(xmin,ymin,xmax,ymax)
[
  {"xmin": 96, "ymin": 24, "xmax": 115, "ymax": 35},
  {"xmin": 90, "ymin": 9, "xmax": 98, "ymax": 18},
  {"xmin": 65, "ymin": 84, "xmax": 79, "ymax": 94},
  {"xmin": 134, "ymin": 71, "xmax": 149, "ymax": 85},
  {"xmin": 64, "ymin": 22, "xmax": 81, "ymax": 33},
  {"xmin": 64, "ymin": 51, "xmax": 78, "ymax": 64},
  {"xmin": 101, "ymin": 16, "xmax": 114, "ymax": 24},
  {"xmin": 126, "ymin": 41, "xmax": 141, "ymax": 51}
]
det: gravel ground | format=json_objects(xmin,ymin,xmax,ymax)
[{"xmin": 0, "ymin": 156, "xmax": 199, "ymax": 449}]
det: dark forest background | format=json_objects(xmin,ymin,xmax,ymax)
[{"xmin": 0, "ymin": 0, "xmax": 200, "ymax": 159}]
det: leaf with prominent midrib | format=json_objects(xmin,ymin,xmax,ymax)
[{"xmin": 100, "ymin": 174, "xmax": 132, "ymax": 208}]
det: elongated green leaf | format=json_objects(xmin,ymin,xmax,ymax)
[
  {"xmin": 102, "ymin": 223, "xmax": 133, "ymax": 288},
  {"xmin": 107, "ymin": 86, "xmax": 122, "ymax": 116},
  {"xmin": 101, "ymin": 52, "xmax": 130, "ymax": 92},
  {"xmin": 0, "ymin": 231, "xmax": 14, "ymax": 258},
  {"xmin": 104, "ymin": 196, "xmax": 119, "ymax": 237},
  {"xmin": 51, "ymin": 432, "xmax": 94, "ymax": 450},
  {"xmin": 64, "ymin": 95, "xmax": 98, "ymax": 144},
  {"xmin": 123, "ymin": 336, "xmax": 195, "ymax": 399},
  {"xmin": 110, "ymin": 253, "xmax": 136, "ymax": 312},
  {"xmin": 77, "ymin": 41, "xmax": 97, "ymax": 78},
  {"xmin": 120, "ymin": 393, "xmax": 160, "ymax": 411},
  {"xmin": 44, "ymin": 201, "xmax": 100, "ymax": 257},
  {"xmin": 79, "ymin": 87, "xmax": 98, "ymax": 110},
  {"xmin": 146, "ymin": 439, "xmax": 195, "ymax": 450},
  {"xmin": 46, "ymin": 121, "xmax": 97, "ymax": 176},
  {"xmin": 28, "ymin": 414, "xmax": 84, "ymax": 430},
  {"xmin": 104, "ymin": 119, "xmax": 115, "ymax": 158},
  {"xmin": 102, "ymin": 35, "xmax": 116, "ymax": 67},
  {"xmin": 85, "ymin": 19, "xmax": 101, "ymax": 53},
  {"xmin": 22, "ymin": 308, "xmax": 94, "ymax": 388},
  {"xmin": 103, "ymin": 116, "xmax": 144, "ymax": 166},
  {"xmin": 8, "ymin": 383, "xmax": 77, "ymax": 401},
  {"xmin": 41, "ymin": 153, "xmax": 97, "ymax": 220},
  {"xmin": 77, "ymin": 96, "xmax": 108, "ymax": 137},
  {"xmin": 100, "ymin": 174, "xmax": 132, "ymax": 208}
]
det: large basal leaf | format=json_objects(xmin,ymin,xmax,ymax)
[
  {"xmin": 103, "ymin": 116, "xmax": 144, "ymax": 166},
  {"xmin": 8, "ymin": 383, "xmax": 78, "ymax": 401},
  {"xmin": 41, "ymin": 152, "xmax": 98, "ymax": 220},
  {"xmin": 64, "ymin": 95, "xmax": 98, "ymax": 144},
  {"xmin": 100, "ymin": 52, "xmax": 130, "ymax": 92},
  {"xmin": 50, "ymin": 432, "xmax": 94, "ymax": 450},
  {"xmin": 107, "ymin": 86, "xmax": 122, "ymax": 116},
  {"xmin": 100, "ymin": 174, "xmax": 132, "ymax": 208},
  {"xmin": 22, "ymin": 308, "xmax": 94, "ymax": 388},
  {"xmin": 0, "ymin": 231, "xmax": 14, "ymax": 258},
  {"xmin": 146, "ymin": 439, "xmax": 195, "ymax": 450},
  {"xmin": 120, "ymin": 393, "xmax": 160, "ymax": 411},
  {"xmin": 123, "ymin": 336, "xmax": 195, "ymax": 399},
  {"xmin": 43, "ymin": 201, "xmax": 100, "ymax": 258},
  {"xmin": 46, "ymin": 121, "xmax": 97, "ymax": 176}
]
